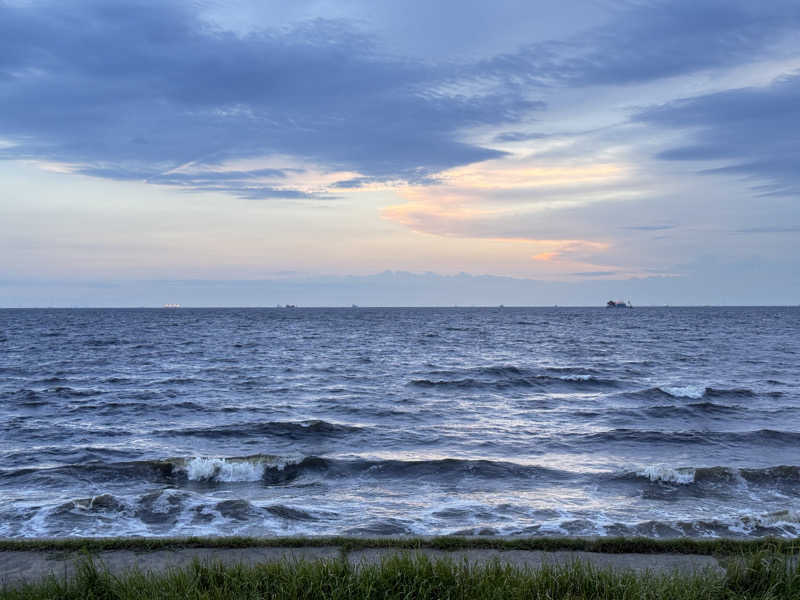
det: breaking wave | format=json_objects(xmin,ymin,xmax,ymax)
[
  {"xmin": 183, "ymin": 456, "xmax": 292, "ymax": 482},
  {"xmin": 9, "ymin": 454, "xmax": 798, "ymax": 492},
  {"xmin": 636, "ymin": 386, "xmax": 758, "ymax": 400},
  {"xmin": 623, "ymin": 465, "xmax": 800, "ymax": 486},
  {"xmin": 0, "ymin": 455, "xmax": 573, "ymax": 487},
  {"xmin": 635, "ymin": 465, "xmax": 697, "ymax": 484}
]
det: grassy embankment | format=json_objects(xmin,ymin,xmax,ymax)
[
  {"xmin": 2, "ymin": 550, "xmax": 800, "ymax": 599},
  {"xmin": 1, "ymin": 534, "xmax": 798, "ymax": 555}
]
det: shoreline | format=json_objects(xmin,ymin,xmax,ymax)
[{"xmin": 1, "ymin": 534, "xmax": 797, "ymax": 555}]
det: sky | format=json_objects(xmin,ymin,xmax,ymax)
[{"xmin": 1, "ymin": 0, "xmax": 799, "ymax": 306}]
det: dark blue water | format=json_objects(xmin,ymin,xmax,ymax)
[{"xmin": 1, "ymin": 307, "xmax": 798, "ymax": 538}]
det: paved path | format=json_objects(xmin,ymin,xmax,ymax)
[{"xmin": 0, "ymin": 546, "xmax": 724, "ymax": 586}]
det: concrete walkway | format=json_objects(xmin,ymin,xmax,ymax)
[{"xmin": 0, "ymin": 546, "xmax": 724, "ymax": 587}]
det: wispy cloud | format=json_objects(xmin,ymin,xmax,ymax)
[
  {"xmin": 635, "ymin": 72, "xmax": 800, "ymax": 195},
  {"xmin": 493, "ymin": 132, "xmax": 549, "ymax": 143},
  {"xmin": 3, "ymin": 0, "xmax": 799, "ymax": 202},
  {"xmin": 0, "ymin": 1, "xmax": 538, "ymax": 197},
  {"xmin": 480, "ymin": 0, "xmax": 800, "ymax": 87},
  {"xmin": 736, "ymin": 226, "xmax": 800, "ymax": 234},
  {"xmin": 623, "ymin": 225, "xmax": 676, "ymax": 231},
  {"xmin": 570, "ymin": 271, "xmax": 617, "ymax": 277}
]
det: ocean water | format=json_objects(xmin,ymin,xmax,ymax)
[{"xmin": 1, "ymin": 306, "xmax": 798, "ymax": 539}]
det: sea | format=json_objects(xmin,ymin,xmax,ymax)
[{"xmin": 1, "ymin": 306, "xmax": 798, "ymax": 539}]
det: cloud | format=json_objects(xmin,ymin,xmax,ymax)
[
  {"xmin": 493, "ymin": 132, "xmax": 549, "ymax": 143},
  {"xmin": 4, "ymin": 0, "xmax": 798, "ymax": 197},
  {"xmin": 77, "ymin": 165, "xmax": 288, "ymax": 184},
  {"xmin": 736, "ymin": 227, "xmax": 800, "ymax": 234},
  {"xmin": 330, "ymin": 177, "xmax": 379, "ymax": 189},
  {"xmin": 214, "ymin": 186, "xmax": 330, "ymax": 201},
  {"xmin": 573, "ymin": 0, "xmax": 800, "ymax": 85},
  {"xmin": 481, "ymin": 0, "xmax": 800, "ymax": 87},
  {"xmin": 0, "ymin": 0, "xmax": 538, "ymax": 197},
  {"xmin": 623, "ymin": 225, "xmax": 675, "ymax": 231},
  {"xmin": 526, "ymin": 240, "xmax": 610, "ymax": 264},
  {"xmin": 636, "ymin": 72, "xmax": 800, "ymax": 195},
  {"xmin": 2, "ymin": 0, "xmax": 799, "ymax": 208},
  {"xmin": 380, "ymin": 156, "xmax": 636, "ymax": 241},
  {"xmin": 570, "ymin": 271, "xmax": 617, "ymax": 277}
]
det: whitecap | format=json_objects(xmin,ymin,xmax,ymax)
[
  {"xmin": 659, "ymin": 385, "xmax": 706, "ymax": 399},
  {"xmin": 637, "ymin": 465, "xmax": 696, "ymax": 484},
  {"xmin": 185, "ymin": 457, "xmax": 266, "ymax": 482},
  {"xmin": 183, "ymin": 455, "xmax": 302, "ymax": 482}
]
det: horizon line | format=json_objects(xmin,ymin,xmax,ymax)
[{"xmin": 1, "ymin": 304, "xmax": 797, "ymax": 310}]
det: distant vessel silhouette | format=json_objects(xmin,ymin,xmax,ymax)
[{"xmin": 606, "ymin": 300, "xmax": 633, "ymax": 308}]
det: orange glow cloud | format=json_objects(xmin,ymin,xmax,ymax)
[
  {"xmin": 525, "ymin": 239, "xmax": 611, "ymax": 264},
  {"xmin": 439, "ymin": 162, "xmax": 624, "ymax": 190},
  {"xmin": 381, "ymin": 157, "xmax": 631, "ymax": 239}
]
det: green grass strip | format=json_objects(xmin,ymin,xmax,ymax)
[
  {"xmin": 3, "ymin": 551, "xmax": 800, "ymax": 599},
  {"xmin": 0, "ymin": 535, "xmax": 798, "ymax": 556}
]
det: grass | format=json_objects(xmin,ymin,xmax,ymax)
[
  {"xmin": 2, "ymin": 551, "xmax": 799, "ymax": 599},
  {"xmin": 0, "ymin": 535, "xmax": 798, "ymax": 556}
]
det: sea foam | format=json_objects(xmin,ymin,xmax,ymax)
[
  {"xmin": 185, "ymin": 457, "xmax": 269, "ymax": 482},
  {"xmin": 659, "ymin": 385, "xmax": 706, "ymax": 399},
  {"xmin": 637, "ymin": 465, "xmax": 696, "ymax": 484}
]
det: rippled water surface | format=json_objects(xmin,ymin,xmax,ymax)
[{"xmin": 1, "ymin": 307, "xmax": 798, "ymax": 538}]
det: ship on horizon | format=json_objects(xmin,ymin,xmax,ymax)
[{"xmin": 606, "ymin": 299, "xmax": 633, "ymax": 308}]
